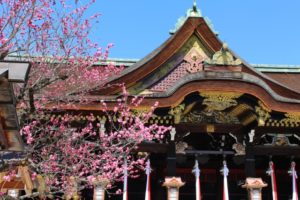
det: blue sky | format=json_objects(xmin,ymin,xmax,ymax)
[{"xmin": 89, "ymin": 0, "xmax": 300, "ymax": 65}]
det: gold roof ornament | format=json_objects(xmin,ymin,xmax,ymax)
[{"xmin": 206, "ymin": 43, "xmax": 242, "ymax": 66}]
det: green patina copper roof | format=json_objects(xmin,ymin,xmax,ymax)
[
  {"xmin": 6, "ymin": 54, "xmax": 300, "ymax": 73},
  {"xmin": 100, "ymin": 58, "xmax": 300, "ymax": 73},
  {"xmin": 95, "ymin": 58, "xmax": 139, "ymax": 67},
  {"xmin": 98, "ymin": 59, "xmax": 300, "ymax": 73},
  {"xmin": 251, "ymin": 64, "xmax": 300, "ymax": 73}
]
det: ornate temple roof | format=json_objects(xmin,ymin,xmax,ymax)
[
  {"xmin": 34, "ymin": 2, "xmax": 300, "ymax": 133},
  {"xmin": 85, "ymin": 2, "xmax": 300, "ymax": 116}
]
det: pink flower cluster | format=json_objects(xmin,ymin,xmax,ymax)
[{"xmin": 20, "ymin": 89, "xmax": 170, "ymax": 193}]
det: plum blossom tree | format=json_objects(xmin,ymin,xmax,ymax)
[
  {"xmin": 1, "ymin": 0, "xmax": 119, "ymax": 105},
  {"xmin": 20, "ymin": 91, "xmax": 169, "ymax": 198},
  {"xmin": 1, "ymin": 0, "xmax": 170, "ymax": 198}
]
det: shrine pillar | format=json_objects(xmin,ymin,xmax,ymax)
[
  {"xmin": 93, "ymin": 179, "xmax": 109, "ymax": 200},
  {"xmin": 242, "ymin": 178, "xmax": 267, "ymax": 200},
  {"xmin": 245, "ymin": 144, "xmax": 256, "ymax": 177},
  {"xmin": 167, "ymin": 128, "xmax": 177, "ymax": 176},
  {"xmin": 163, "ymin": 177, "xmax": 185, "ymax": 200}
]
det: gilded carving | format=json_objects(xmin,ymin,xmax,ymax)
[
  {"xmin": 281, "ymin": 113, "xmax": 300, "ymax": 124},
  {"xmin": 274, "ymin": 135, "xmax": 290, "ymax": 146},
  {"xmin": 169, "ymin": 92, "xmax": 244, "ymax": 125},
  {"xmin": 181, "ymin": 35, "xmax": 211, "ymax": 59},
  {"xmin": 229, "ymin": 133, "xmax": 245, "ymax": 155},
  {"xmin": 205, "ymin": 43, "xmax": 242, "ymax": 66},
  {"xmin": 232, "ymin": 143, "xmax": 246, "ymax": 155},
  {"xmin": 132, "ymin": 108, "xmax": 151, "ymax": 116},
  {"xmin": 206, "ymin": 124, "xmax": 215, "ymax": 133},
  {"xmin": 176, "ymin": 141, "xmax": 188, "ymax": 154},
  {"xmin": 182, "ymin": 110, "xmax": 240, "ymax": 124},
  {"xmin": 200, "ymin": 92, "xmax": 242, "ymax": 111},
  {"xmin": 241, "ymin": 114, "xmax": 257, "ymax": 126},
  {"xmin": 169, "ymin": 104, "xmax": 185, "ymax": 124},
  {"xmin": 228, "ymin": 104, "xmax": 252, "ymax": 116},
  {"xmin": 263, "ymin": 134, "xmax": 298, "ymax": 146},
  {"xmin": 255, "ymin": 101, "xmax": 271, "ymax": 126}
]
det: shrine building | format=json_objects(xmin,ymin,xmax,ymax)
[
  {"xmin": 89, "ymin": 2, "xmax": 300, "ymax": 200},
  {"xmin": 2, "ymin": 2, "xmax": 300, "ymax": 200}
]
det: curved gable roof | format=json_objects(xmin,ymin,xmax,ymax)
[{"xmin": 95, "ymin": 17, "xmax": 300, "ymax": 113}]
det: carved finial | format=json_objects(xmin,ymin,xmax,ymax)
[
  {"xmin": 169, "ymin": 0, "xmax": 201, "ymax": 34},
  {"xmin": 189, "ymin": 0, "xmax": 201, "ymax": 17},
  {"xmin": 193, "ymin": 0, "xmax": 197, "ymax": 12},
  {"xmin": 222, "ymin": 43, "xmax": 228, "ymax": 51}
]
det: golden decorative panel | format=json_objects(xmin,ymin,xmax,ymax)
[
  {"xmin": 280, "ymin": 113, "xmax": 300, "ymax": 125},
  {"xmin": 200, "ymin": 92, "xmax": 242, "ymax": 111},
  {"xmin": 182, "ymin": 109, "xmax": 240, "ymax": 124}
]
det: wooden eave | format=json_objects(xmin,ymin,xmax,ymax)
[
  {"xmin": 260, "ymin": 72, "xmax": 300, "ymax": 93},
  {"xmin": 54, "ymin": 78, "xmax": 300, "ymax": 113},
  {"xmin": 239, "ymin": 59, "xmax": 300, "ymax": 100}
]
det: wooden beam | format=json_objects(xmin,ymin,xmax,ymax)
[
  {"xmin": 255, "ymin": 126, "xmax": 300, "ymax": 134},
  {"xmin": 253, "ymin": 145, "xmax": 300, "ymax": 156},
  {"xmin": 137, "ymin": 142, "xmax": 168, "ymax": 153},
  {"xmin": 175, "ymin": 123, "xmax": 244, "ymax": 135}
]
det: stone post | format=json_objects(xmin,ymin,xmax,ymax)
[
  {"xmin": 242, "ymin": 178, "xmax": 267, "ymax": 200},
  {"xmin": 93, "ymin": 179, "xmax": 109, "ymax": 200},
  {"xmin": 163, "ymin": 177, "xmax": 185, "ymax": 200}
]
